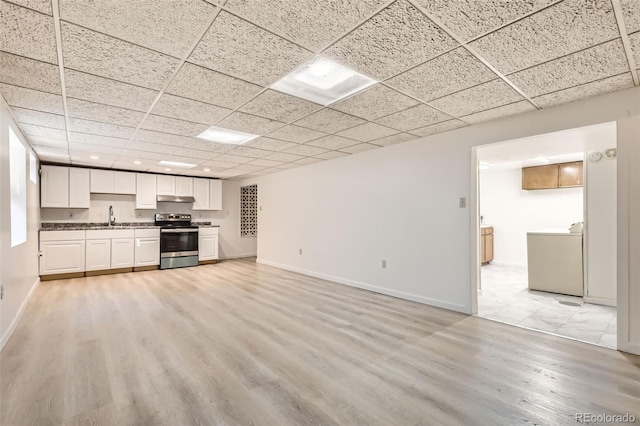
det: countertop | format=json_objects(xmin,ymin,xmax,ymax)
[
  {"xmin": 527, "ymin": 228, "xmax": 582, "ymax": 236},
  {"xmin": 41, "ymin": 222, "xmax": 219, "ymax": 231}
]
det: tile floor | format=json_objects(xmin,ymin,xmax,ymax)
[{"xmin": 477, "ymin": 263, "xmax": 617, "ymax": 349}]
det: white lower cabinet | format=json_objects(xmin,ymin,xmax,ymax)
[
  {"xmin": 199, "ymin": 227, "xmax": 219, "ymax": 261},
  {"xmin": 85, "ymin": 239, "xmax": 111, "ymax": 271},
  {"xmin": 111, "ymin": 238, "xmax": 135, "ymax": 268},
  {"xmin": 39, "ymin": 231, "xmax": 86, "ymax": 275},
  {"xmin": 85, "ymin": 229, "xmax": 134, "ymax": 270},
  {"xmin": 134, "ymin": 229, "xmax": 160, "ymax": 266}
]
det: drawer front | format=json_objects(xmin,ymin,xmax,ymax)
[
  {"xmin": 40, "ymin": 230, "xmax": 86, "ymax": 241},
  {"xmin": 86, "ymin": 229, "xmax": 135, "ymax": 239},
  {"xmin": 134, "ymin": 228, "xmax": 160, "ymax": 238},
  {"xmin": 198, "ymin": 227, "xmax": 219, "ymax": 236}
]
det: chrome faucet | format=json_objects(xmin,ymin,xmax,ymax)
[{"xmin": 108, "ymin": 205, "xmax": 116, "ymax": 226}]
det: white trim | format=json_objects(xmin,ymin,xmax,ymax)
[
  {"xmin": 470, "ymin": 146, "xmax": 479, "ymax": 314},
  {"xmin": 0, "ymin": 278, "xmax": 40, "ymax": 352},
  {"xmin": 257, "ymin": 258, "xmax": 468, "ymax": 314},
  {"xmin": 220, "ymin": 253, "xmax": 257, "ymax": 260},
  {"xmin": 584, "ymin": 296, "xmax": 616, "ymax": 307}
]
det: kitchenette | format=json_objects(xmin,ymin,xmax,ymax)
[{"xmin": 38, "ymin": 165, "xmax": 222, "ymax": 280}]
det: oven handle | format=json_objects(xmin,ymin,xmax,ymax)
[{"xmin": 161, "ymin": 228, "xmax": 199, "ymax": 233}]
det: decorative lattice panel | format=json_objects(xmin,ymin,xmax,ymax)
[{"xmin": 240, "ymin": 184, "xmax": 258, "ymax": 237}]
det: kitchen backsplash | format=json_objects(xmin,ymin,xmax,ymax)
[{"xmin": 40, "ymin": 193, "xmax": 217, "ymax": 223}]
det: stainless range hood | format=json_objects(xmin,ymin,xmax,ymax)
[{"xmin": 156, "ymin": 195, "xmax": 195, "ymax": 203}]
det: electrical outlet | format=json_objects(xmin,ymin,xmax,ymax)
[
  {"xmin": 69, "ymin": 212, "xmax": 73, "ymax": 218},
  {"xmin": 382, "ymin": 260, "xmax": 387, "ymax": 269},
  {"xmin": 459, "ymin": 197, "xmax": 467, "ymax": 208},
  {"xmin": 1, "ymin": 285, "xmax": 4, "ymax": 300},
  {"xmin": 299, "ymin": 248, "xmax": 302, "ymax": 255},
  {"xmin": 260, "ymin": 206, "xmax": 262, "ymax": 211}
]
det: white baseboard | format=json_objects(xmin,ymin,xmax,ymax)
[
  {"xmin": 1, "ymin": 277, "xmax": 40, "ymax": 352},
  {"xmin": 220, "ymin": 253, "xmax": 257, "ymax": 260},
  {"xmin": 584, "ymin": 296, "xmax": 617, "ymax": 307},
  {"xmin": 256, "ymin": 259, "xmax": 468, "ymax": 314}
]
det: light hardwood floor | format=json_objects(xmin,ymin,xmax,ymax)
[{"xmin": 2, "ymin": 258, "xmax": 639, "ymax": 425}]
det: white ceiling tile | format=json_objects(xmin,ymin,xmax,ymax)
[
  {"xmin": 64, "ymin": 69, "xmax": 159, "ymax": 112},
  {"xmin": 622, "ymin": 0, "xmax": 640, "ymax": 33},
  {"xmin": 209, "ymin": 154, "xmax": 253, "ymax": 164},
  {"xmin": 1, "ymin": 2, "xmax": 57, "ymax": 63},
  {"xmin": 172, "ymin": 147, "xmax": 219, "ymax": 160},
  {"xmin": 232, "ymin": 163, "xmax": 265, "ymax": 172},
  {"xmin": 10, "ymin": 0, "xmax": 52, "ymax": 14},
  {"xmin": 428, "ymin": 79, "xmax": 524, "ymax": 117},
  {"xmin": 61, "ymin": 22, "xmax": 180, "ymax": 90},
  {"xmin": 532, "ymin": 73, "xmax": 635, "ymax": 109},
  {"xmin": 414, "ymin": 0, "xmax": 555, "ymax": 42},
  {"xmin": 66, "ymin": 98, "xmax": 145, "ymax": 127},
  {"xmin": 369, "ymin": 132, "xmax": 417, "ymax": 147},
  {"xmin": 629, "ymin": 31, "xmax": 640, "ymax": 67},
  {"xmin": 331, "ymin": 85, "xmax": 419, "ymax": 120},
  {"xmin": 508, "ymin": 39, "xmax": 630, "ymax": 98},
  {"xmin": 111, "ymin": 160, "xmax": 151, "ymax": 171},
  {"xmin": 266, "ymin": 124, "xmax": 326, "ymax": 143},
  {"xmin": 126, "ymin": 141, "xmax": 178, "ymax": 154},
  {"xmin": 338, "ymin": 143, "xmax": 380, "ymax": 154},
  {"xmin": 273, "ymin": 162, "xmax": 303, "ymax": 170},
  {"xmin": 294, "ymin": 157, "xmax": 324, "ymax": 165},
  {"xmin": 69, "ymin": 132, "xmax": 129, "ymax": 148},
  {"xmin": 386, "ymin": 47, "xmax": 496, "ymax": 102},
  {"xmin": 32, "ymin": 145, "xmax": 69, "ymax": 158},
  {"xmin": 460, "ymin": 100, "xmax": 536, "ymax": 124},
  {"xmin": 69, "ymin": 143, "xmax": 122, "ymax": 156},
  {"xmin": 224, "ymin": 146, "xmax": 273, "ymax": 158},
  {"xmin": 120, "ymin": 149, "xmax": 166, "ymax": 160},
  {"xmin": 151, "ymin": 93, "xmax": 232, "ymax": 125},
  {"xmin": 140, "ymin": 114, "xmax": 209, "ymax": 137},
  {"xmin": 20, "ymin": 123, "xmax": 67, "ymax": 140},
  {"xmin": 189, "ymin": 11, "xmax": 313, "ymax": 86},
  {"xmin": 282, "ymin": 144, "xmax": 328, "ymax": 157},
  {"xmin": 12, "ymin": 107, "xmax": 65, "ymax": 129},
  {"xmin": 247, "ymin": 158, "xmax": 284, "ymax": 167},
  {"xmin": 59, "ymin": 0, "xmax": 217, "ymax": 57},
  {"xmin": 166, "ymin": 62, "xmax": 262, "ymax": 109},
  {"xmin": 376, "ymin": 104, "xmax": 453, "ymax": 131},
  {"xmin": 130, "ymin": 129, "xmax": 191, "ymax": 146},
  {"xmin": 157, "ymin": 155, "xmax": 205, "ymax": 165},
  {"xmin": 211, "ymin": 168, "xmax": 248, "ymax": 177},
  {"xmin": 409, "ymin": 120, "xmax": 467, "ymax": 138},
  {"xmin": 263, "ymin": 152, "xmax": 304, "ymax": 162},
  {"xmin": 0, "ymin": 83, "xmax": 64, "ymax": 114},
  {"xmin": 336, "ymin": 122, "xmax": 398, "ymax": 142},
  {"xmin": 469, "ymin": 0, "xmax": 620, "ymax": 74},
  {"xmin": 243, "ymin": 137, "xmax": 298, "ymax": 151},
  {"xmin": 305, "ymin": 135, "xmax": 359, "ymax": 150},
  {"xmin": 27, "ymin": 136, "xmax": 68, "ymax": 148},
  {"xmin": 68, "ymin": 118, "xmax": 136, "ymax": 139},
  {"xmin": 203, "ymin": 160, "xmax": 239, "ymax": 168},
  {"xmin": 181, "ymin": 139, "xmax": 237, "ymax": 154},
  {"xmin": 225, "ymin": 0, "xmax": 387, "ymax": 51},
  {"xmin": 294, "ymin": 109, "xmax": 366, "ymax": 133},
  {"xmin": 314, "ymin": 151, "xmax": 350, "ymax": 160},
  {"xmin": 0, "ymin": 52, "xmax": 61, "ymax": 94},
  {"xmin": 324, "ymin": 0, "xmax": 458, "ymax": 80},
  {"xmin": 239, "ymin": 90, "xmax": 321, "ymax": 122},
  {"xmin": 216, "ymin": 112, "xmax": 285, "ymax": 135}
]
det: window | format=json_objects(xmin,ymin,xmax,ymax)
[
  {"xmin": 10, "ymin": 127, "xmax": 27, "ymax": 247},
  {"xmin": 29, "ymin": 151, "xmax": 37, "ymax": 183},
  {"xmin": 240, "ymin": 184, "xmax": 257, "ymax": 237}
]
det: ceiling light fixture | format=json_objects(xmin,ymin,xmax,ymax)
[
  {"xmin": 158, "ymin": 160, "xmax": 196, "ymax": 169},
  {"xmin": 165, "ymin": 168, "xmax": 171, "ymax": 172},
  {"xmin": 90, "ymin": 155, "xmax": 99, "ymax": 159},
  {"xmin": 197, "ymin": 126, "xmax": 258, "ymax": 145},
  {"xmin": 133, "ymin": 160, "xmax": 142, "ymax": 165},
  {"xmin": 535, "ymin": 156, "xmax": 550, "ymax": 163},
  {"xmin": 203, "ymin": 168, "xmax": 211, "ymax": 172},
  {"xmin": 271, "ymin": 56, "xmax": 377, "ymax": 105}
]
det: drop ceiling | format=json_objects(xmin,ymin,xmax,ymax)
[{"xmin": 1, "ymin": 0, "xmax": 638, "ymax": 179}]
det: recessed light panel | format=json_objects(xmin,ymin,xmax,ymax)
[
  {"xmin": 271, "ymin": 56, "xmax": 377, "ymax": 106},
  {"xmin": 197, "ymin": 126, "xmax": 259, "ymax": 145},
  {"xmin": 158, "ymin": 160, "xmax": 196, "ymax": 169}
]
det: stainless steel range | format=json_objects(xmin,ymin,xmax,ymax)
[{"xmin": 155, "ymin": 213, "xmax": 199, "ymax": 270}]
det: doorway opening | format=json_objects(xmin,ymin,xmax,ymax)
[{"xmin": 473, "ymin": 122, "xmax": 617, "ymax": 349}]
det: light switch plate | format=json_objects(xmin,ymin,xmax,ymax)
[{"xmin": 459, "ymin": 197, "xmax": 466, "ymax": 208}]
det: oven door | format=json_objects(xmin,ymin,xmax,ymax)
[{"xmin": 160, "ymin": 228, "xmax": 198, "ymax": 258}]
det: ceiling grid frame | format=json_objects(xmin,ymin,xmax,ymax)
[{"xmin": 611, "ymin": 0, "xmax": 640, "ymax": 86}]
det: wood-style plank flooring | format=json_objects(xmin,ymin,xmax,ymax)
[{"xmin": 2, "ymin": 258, "xmax": 639, "ymax": 425}]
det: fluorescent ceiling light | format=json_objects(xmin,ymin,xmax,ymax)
[
  {"xmin": 90, "ymin": 155, "xmax": 99, "ymax": 159},
  {"xmin": 535, "ymin": 156, "xmax": 550, "ymax": 163},
  {"xmin": 158, "ymin": 160, "xmax": 196, "ymax": 169},
  {"xmin": 271, "ymin": 56, "xmax": 377, "ymax": 105},
  {"xmin": 133, "ymin": 160, "xmax": 142, "ymax": 165},
  {"xmin": 197, "ymin": 126, "xmax": 258, "ymax": 145},
  {"xmin": 479, "ymin": 161, "xmax": 491, "ymax": 169},
  {"xmin": 203, "ymin": 168, "xmax": 210, "ymax": 172}
]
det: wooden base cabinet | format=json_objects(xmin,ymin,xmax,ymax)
[{"xmin": 481, "ymin": 226, "xmax": 494, "ymax": 264}]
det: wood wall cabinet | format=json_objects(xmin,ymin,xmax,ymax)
[
  {"xmin": 481, "ymin": 226, "xmax": 494, "ymax": 265},
  {"xmin": 522, "ymin": 161, "xmax": 583, "ymax": 190}
]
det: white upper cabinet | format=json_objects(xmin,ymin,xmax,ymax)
[
  {"xmin": 41, "ymin": 165, "xmax": 69, "ymax": 208},
  {"xmin": 69, "ymin": 168, "xmax": 90, "ymax": 208},
  {"xmin": 210, "ymin": 179, "xmax": 222, "ymax": 211},
  {"xmin": 91, "ymin": 170, "xmax": 136, "ymax": 194},
  {"xmin": 175, "ymin": 176, "xmax": 194, "ymax": 197},
  {"xmin": 193, "ymin": 178, "xmax": 210, "ymax": 210},
  {"xmin": 157, "ymin": 175, "xmax": 175, "ymax": 195},
  {"xmin": 136, "ymin": 173, "xmax": 157, "ymax": 209}
]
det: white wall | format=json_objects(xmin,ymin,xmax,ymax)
[
  {"xmin": 479, "ymin": 168, "xmax": 583, "ymax": 266},
  {"xmin": 0, "ymin": 96, "xmax": 40, "ymax": 350},
  {"xmin": 252, "ymin": 86, "xmax": 640, "ymax": 354},
  {"xmin": 585, "ymin": 153, "xmax": 617, "ymax": 304},
  {"xmin": 40, "ymin": 178, "xmax": 257, "ymax": 260}
]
